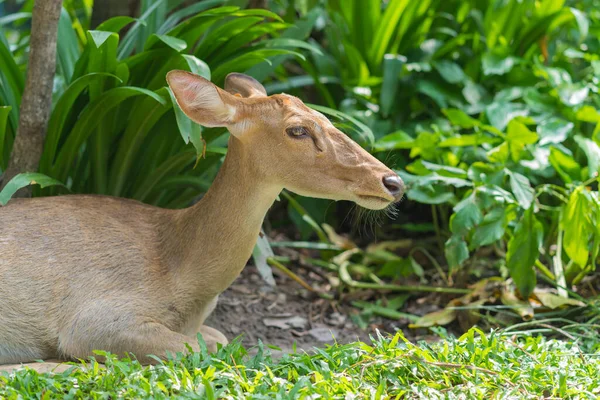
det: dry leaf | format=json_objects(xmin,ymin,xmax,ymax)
[
  {"xmin": 534, "ymin": 290, "xmax": 586, "ymax": 309},
  {"xmin": 409, "ymin": 307, "xmax": 457, "ymax": 328}
]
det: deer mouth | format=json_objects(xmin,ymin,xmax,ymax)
[{"xmin": 357, "ymin": 194, "xmax": 394, "ymax": 203}]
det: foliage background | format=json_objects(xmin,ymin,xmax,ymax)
[{"xmin": 1, "ymin": 0, "xmax": 600, "ymax": 328}]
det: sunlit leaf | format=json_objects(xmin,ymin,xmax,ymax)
[{"xmin": 506, "ymin": 207, "xmax": 543, "ymax": 298}]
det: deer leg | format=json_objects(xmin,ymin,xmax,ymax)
[
  {"xmin": 197, "ymin": 325, "xmax": 229, "ymax": 352},
  {"xmin": 59, "ymin": 320, "xmax": 203, "ymax": 365}
]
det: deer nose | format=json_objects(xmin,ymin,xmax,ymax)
[{"xmin": 383, "ymin": 175, "xmax": 404, "ymax": 201}]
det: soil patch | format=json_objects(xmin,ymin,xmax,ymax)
[{"xmin": 206, "ymin": 265, "xmax": 434, "ymax": 356}]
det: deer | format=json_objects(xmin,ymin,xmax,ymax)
[{"xmin": 0, "ymin": 71, "xmax": 404, "ymax": 365}]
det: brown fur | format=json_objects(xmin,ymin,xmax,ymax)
[{"xmin": 0, "ymin": 71, "xmax": 403, "ymax": 364}]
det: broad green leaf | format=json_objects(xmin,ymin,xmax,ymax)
[
  {"xmin": 507, "ymin": 170, "xmax": 534, "ymax": 209},
  {"xmin": 373, "ymin": 130, "xmax": 414, "ymax": 151},
  {"xmin": 570, "ymin": 8, "xmax": 589, "ymax": 40},
  {"xmin": 56, "ymin": 8, "xmax": 80, "ymax": 83},
  {"xmin": 482, "ymin": 52, "xmax": 516, "ymax": 76},
  {"xmin": 549, "ymin": 147, "xmax": 581, "ymax": 183},
  {"xmin": 558, "ymin": 84, "xmax": 589, "ymax": 106},
  {"xmin": 409, "ymin": 160, "xmax": 467, "ymax": 178},
  {"xmin": 96, "ymin": 16, "xmax": 139, "ymax": 33},
  {"xmin": 445, "ymin": 235, "xmax": 469, "ymax": 272},
  {"xmin": 507, "ymin": 120, "xmax": 538, "ymax": 162},
  {"xmin": 439, "ymin": 134, "xmax": 498, "ymax": 148},
  {"xmin": 485, "ymin": 102, "xmax": 528, "ymax": 131},
  {"xmin": 450, "ymin": 193, "xmax": 482, "ymax": 235},
  {"xmin": 506, "ymin": 206, "xmax": 543, "ymax": 298},
  {"xmin": 380, "ymin": 55, "xmax": 405, "ymax": 117},
  {"xmin": 470, "ymin": 208, "xmax": 508, "ymax": 249},
  {"xmin": 0, "ymin": 173, "xmax": 66, "ymax": 206},
  {"xmin": 407, "ymin": 185, "xmax": 456, "ymax": 205},
  {"xmin": 442, "ymin": 108, "xmax": 480, "ymax": 129},
  {"xmin": 562, "ymin": 187, "xmax": 592, "ymax": 268},
  {"xmin": 181, "ymin": 55, "xmax": 211, "ymax": 80},
  {"xmin": 433, "ymin": 60, "xmax": 465, "ymax": 84},
  {"xmin": 574, "ymin": 135, "xmax": 600, "ymax": 178},
  {"xmin": 145, "ymin": 34, "xmax": 187, "ymax": 52},
  {"xmin": 537, "ymin": 118, "xmax": 573, "ymax": 146},
  {"xmin": 168, "ymin": 88, "xmax": 203, "ymax": 154},
  {"xmin": 88, "ymin": 30, "xmax": 116, "ymax": 48},
  {"xmin": 487, "ymin": 142, "xmax": 509, "ymax": 164},
  {"xmin": 576, "ymin": 105, "xmax": 600, "ymax": 123}
]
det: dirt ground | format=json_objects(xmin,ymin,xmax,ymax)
[{"xmin": 206, "ymin": 265, "xmax": 433, "ymax": 356}]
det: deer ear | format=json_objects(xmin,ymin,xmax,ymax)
[
  {"xmin": 225, "ymin": 73, "xmax": 267, "ymax": 98},
  {"xmin": 166, "ymin": 70, "xmax": 239, "ymax": 128}
]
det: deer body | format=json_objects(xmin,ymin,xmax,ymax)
[{"xmin": 0, "ymin": 71, "xmax": 403, "ymax": 364}]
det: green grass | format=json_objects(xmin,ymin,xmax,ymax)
[{"xmin": 1, "ymin": 329, "xmax": 599, "ymax": 398}]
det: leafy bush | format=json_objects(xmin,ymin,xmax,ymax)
[{"xmin": 1, "ymin": 1, "xmax": 318, "ymax": 207}]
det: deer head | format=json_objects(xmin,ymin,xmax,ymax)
[{"xmin": 167, "ymin": 71, "xmax": 404, "ymax": 210}]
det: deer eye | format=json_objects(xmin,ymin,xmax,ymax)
[{"xmin": 286, "ymin": 126, "xmax": 310, "ymax": 138}]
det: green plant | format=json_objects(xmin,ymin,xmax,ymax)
[
  {"xmin": 1, "ymin": 3, "xmax": 319, "ymax": 208},
  {"xmin": 1, "ymin": 328, "xmax": 599, "ymax": 398}
]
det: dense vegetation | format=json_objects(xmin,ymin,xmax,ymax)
[
  {"xmin": 1, "ymin": 0, "xmax": 600, "ymax": 395},
  {"xmin": 2, "ymin": 329, "xmax": 600, "ymax": 398}
]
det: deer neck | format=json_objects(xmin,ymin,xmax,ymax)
[{"xmin": 170, "ymin": 138, "xmax": 281, "ymax": 295}]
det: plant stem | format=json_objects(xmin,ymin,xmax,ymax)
[
  {"xmin": 338, "ymin": 262, "xmax": 470, "ymax": 294},
  {"xmin": 431, "ymin": 205, "xmax": 445, "ymax": 255},
  {"xmin": 267, "ymin": 257, "xmax": 334, "ymax": 300},
  {"xmin": 535, "ymin": 260, "xmax": 555, "ymax": 281}
]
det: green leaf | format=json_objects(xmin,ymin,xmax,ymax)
[
  {"xmin": 0, "ymin": 173, "xmax": 66, "ymax": 205},
  {"xmin": 252, "ymin": 231, "xmax": 276, "ymax": 287},
  {"xmin": 445, "ymin": 235, "xmax": 469, "ymax": 272},
  {"xmin": 506, "ymin": 206, "xmax": 543, "ymax": 298},
  {"xmin": 442, "ymin": 108, "xmax": 480, "ymax": 129},
  {"xmin": 96, "ymin": 16, "xmax": 138, "ymax": 33},
  {"xmin": 562, "ymin": 186, "xmax": 592, "ymax": 268},
  {"xmin": 482, "ymin": 52, "xmax": 517, "ymax": 76},
  {"xmin": 507, "ymin": 120, "xmax": 538, "ymax": 162},
  {"xmin": 56, "ymin": 8, "xmax": 80, "ymax": 83},
  {"xmin": 0, "ymin": 106, "xmax": 11, "ymax": 169},
  {"xmin": 168, "ymin": 88, "xmax": 203, "ymax": 155},
  {"xmin": 433, "ymin": 60, "xmax": 465, "ymax": 84},
  {"xmin": 450, "ymin": 193, "xmax": 482, "ymax": 235},
  {"xmin": 88, "ymin": 30, "xmax": 116, "ymax": 48},
  {"xmin": 485, "ymin": 102, "xmax": 528, "ymax": 131},
  {"xmin": 380, "ymin": 55, "xmax": 405, "ymax": 117},
  {"xmin": 471, "ymin": 208, "xmax": 508, "ymax": 248},
  {"xmin": 507, "ymin": 170, "xmax": 534, "ymax": 209},
  {"xmin": 373, "ymin": 130, "xmax": 414, "ymax": 151},
  {"xmin": 145, "ymin": 34, "xmax": 188, "ymax": 52},
  {"xmin": 549, "ymin": 147, "xmax": 581, "ymax": 184},
  {"xmin": 574, "ymin": 135, "xmax": 600, "ymax": 178},
  {"xmin": 537, "ymin": 118, "xmax": 573, "ymax": 146},
  {"xmin": 407, "ymin": 185, "xmax": 456, "ymax": 205}
]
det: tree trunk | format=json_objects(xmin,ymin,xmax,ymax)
[
  {"xmin": 248, "ymin": 0, "xmax": 268, "ymax": 9},
  {"xmin": 91, "ymin": 0, "xmax": 139, "ymax": 28},
  {"xmin": 0, "ymin": 0, "xmax": 63, "ymax": 196}
]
